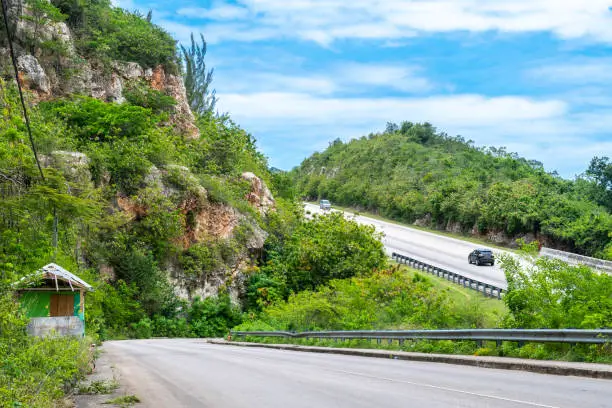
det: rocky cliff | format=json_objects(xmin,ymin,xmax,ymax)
[
  {"xmin": 1, "ymin": 0, "xmax": 198, "ymax": 138},
  {"xmin": 1, "ymin": 0, "xmax": 275, "ymax": 301}
]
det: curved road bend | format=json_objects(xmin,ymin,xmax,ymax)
[
  {"xmin": 104, "ymin": 339, "xmax": 610, "ymax": 408},
  {"xmin": 304, "ymin": 203, "xmax": 513, "ymax": 289}
]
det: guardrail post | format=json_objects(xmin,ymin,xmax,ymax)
[
  {"xmin": 377, "ymin": 338, "xmax": 381, "ymax": 345},
  {"xmin": 391, "ymin": 251, "xmax": 504, "ymax": 301}
]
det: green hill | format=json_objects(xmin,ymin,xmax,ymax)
[{"xmin": 293, "ymin": 122, "xmax": 612, "ymax": 259}]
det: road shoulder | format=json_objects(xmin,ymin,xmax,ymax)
[{"xmin": 74, "ymin": 345, "xmax": 140, "ymax": 407}]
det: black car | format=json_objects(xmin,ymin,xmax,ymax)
[{"xmin": 468, "ymin": 249, "xmax": 495, "ymax": 266}]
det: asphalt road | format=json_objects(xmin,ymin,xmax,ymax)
[
  {"xmin": 104, "ymin": 339, "xmax": 611, "ymax": 408},
  {"xmin": 304, "ymin": 203, "xmax": 511, "ymax": 289}
]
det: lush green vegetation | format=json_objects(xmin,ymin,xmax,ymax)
[
  {"xmin": 237, "ymin": 266, "xmax": 504, "ymax": 332},
  {"xmin": 51, "ymin": 0, "xmax": 178, "ymax": 71},
  {"xmin": 501, "ymin": 255, "xmax": 612, "ymax": 329},
  {"xmin": 0, "ymin": 288, "xmax": 93, "ymax": 407},
  {"xmin": 253, "ymin": 211, "xmax": 387, "ymax": 298},
  {"xmin": 0, "ymin": 70, "xmax": 271, "ymax": 335},
  {"xmin": 293, "ymin": 122, "xmax": 612, "ymax": 259},
  {"xmin": 236, "ymin": 256, "xmax": 612, "ymax": 363}
]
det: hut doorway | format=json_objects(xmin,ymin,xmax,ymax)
[{"xmin": 50, "ymin": 294, "xmax": 74, "ymax": 317}]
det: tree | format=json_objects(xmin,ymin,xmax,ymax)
[
  {"xmin": 181, "ymin": 33, "xmax": 217, "ymax": 116},
  {"xmin": 501, "ymin": 255, "xmax": 612, "ymax": 329},
  {"xmin": 384, "ymin": 122, "xmax": 399, "ymax": 133},
  {"xmin": 21, "ymin": 0, "xmax": 67, "ymax": 53},
  {"xmin": 264, "ymin": 212, "xmax": 387, "ymax": 292},
  {"xmin": 585, "ymin": 156, "xmax": 612, "ymax": 212}
]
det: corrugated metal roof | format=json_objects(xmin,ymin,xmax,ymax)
[
  {"xmin": 16, "ymin": 263, "xmax": 93, "ymax": 291},
  {"xmin": 40, "ymin": 263, "xmax": 93, "ymax": 290}
]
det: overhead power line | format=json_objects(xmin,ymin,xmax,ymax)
[{"xmin": 1, "ymin": 0, "xmax": 45, "ymax": 180}]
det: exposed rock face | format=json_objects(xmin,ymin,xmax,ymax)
[
  {"xmin": 40, "ymin": 151, "xmax": 91, "ymax": 185},
  {"xmin": 445, "ymin": 220, "xmax": 463, "ymax": 234},
  {"xmin": 242, "ymin": 172, "xmax": 276, "ymax": 214},
  {"xmin": 145, "ymin": 66, "xmax": 200, "ymax": 139},
  {"xmin": 414, "ymin": 213, "xmax": 432, "ymax": 227},
  {"xmin": 112, "ymin": 61, "xmax": 144, "ymax": 80},
  {"xmin": 106, "ymin": 73, "xmax": 125, "ymax": 104},
  {"xmin": 66, "ymin": 62, "xmax": 199, "ymax": 137},
  {"xmin": 111, "ymin": 165, "xmax": 269, "ymax": 301},
  {"xmin": 16, "ymin": 55, "xmax": 50, "ymax": 94},
  {"xmin": 5, "ymin": 0, "xmax": 199, "ymax": 138},
  {"xmin": 10, "ymin": 0, "xmax": 73, "ymax": 49}
]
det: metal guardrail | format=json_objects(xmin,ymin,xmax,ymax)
[
  {"xmin": 392, "ymin": 252, "xmax": 504, "ymax": 299},
  {"xmin": 232, "ymin": 329, "xmax": 612, "ymax": 345}
]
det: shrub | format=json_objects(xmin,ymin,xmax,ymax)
[
  {"xmin": 501, "ymin": 255, "xmax": 612, "ymax": 329},
  {"xmin": 264, "ymin": 212, "xmax": 387, "ymax": 292},
  {"xmin": 53, "ymin": 0, "xmax": 178, "ymax": 71},
  {"xmin": 0, "ymin": 290, "xmax": 92, "ymax": 407}
]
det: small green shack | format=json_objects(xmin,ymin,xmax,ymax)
[{"xmin": 17, "ymin": 263, "xmax": 93, "ymax": 337}]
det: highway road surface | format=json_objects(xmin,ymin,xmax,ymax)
[
  {"xmin": 104, "ymin": 339, "xmax": 611, "ymax": 408},
  {"xmin": 304, "ymin": 202, "xmax": 513, "ymax": 289}
]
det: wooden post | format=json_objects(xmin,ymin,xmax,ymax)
[{"xmin": 79, "ymin": 290, "xmax": 84, "ymax": 315}]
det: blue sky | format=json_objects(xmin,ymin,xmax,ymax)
[{"xmin": 118, "ymin": 0, "xmax": 612, "ymax": 178}]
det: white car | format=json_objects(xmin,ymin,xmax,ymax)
[{"xmin": 319, "ymin": 200, "xmax": 331, "ymax": 211}]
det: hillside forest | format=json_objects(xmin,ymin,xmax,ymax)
[{"xmin": 292, "ymin": 122, "xmax": 612, "ymax": 260}]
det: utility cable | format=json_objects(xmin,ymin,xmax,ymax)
[
  {"xmin": 2, "ymin": 0, "xmax": 60, "ymax": 260},
  {"xmin": 1, "ymin": 0, "xmax": 45, "ymax": 180}
]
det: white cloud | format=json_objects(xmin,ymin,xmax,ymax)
[
  {"xmin": 177, "ymin": 5, "xmax": 249, "ymax": 20},
  {"xmin": 218, "ymin": 92, "xmax": 566, "ymax": 124},
  {"xmin": 528, "ymin": 59, "xmax": 612, "ymax": 84},
  {"xmin": 216, "ymin": 73, "xmax": 337, "ymax": 95},
  {"xmin": 338, "ymin": 63, "xmax": 433, "ymax": 93},
  {"xmin": 215, "ymin": 90, "xmax": 610, "ymax": 176},
  {"xmin": 214, "ymin": 62, "xmax": 435, "ymax": 95},
  {"xmin": 178, "ymin": 0, "xmax": 612, "ymax": 45}
]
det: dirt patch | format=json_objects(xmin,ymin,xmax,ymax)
[{"xmin": 74, "ymin": 346, "xmax": 140, "ymax": 408}]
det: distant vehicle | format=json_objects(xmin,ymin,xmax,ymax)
[
  {"xmin": 319, "ymin": 200, "xmax": 331, "ymax": 211},
  {"xmin": 468, "ymin": 249, "xmax": 495, "ymax": 266}
]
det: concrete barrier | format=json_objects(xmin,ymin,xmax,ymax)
[
  {"xmin": 209, "ymin": 340, "xmax": 612, "ymax": 380},
  {"xmin": 26, "ymin": 316, "xmax": 85, "ymax": 337},
  {"xmin": 541, "ymin": 247, "xmax": 612, "ymax": 274}
]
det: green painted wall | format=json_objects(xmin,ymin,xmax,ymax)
[
  {"xmin": 20, "ymin": 292, "xmax": 50, "ymax": 317},
  {"xmin": 19, "ymin": 291, "xmax": 83, "ymax": 321}
]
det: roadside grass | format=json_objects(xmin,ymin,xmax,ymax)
[
  {"xmin": 104, "ymin": 395, "xmax": 141, "ymax": 407},
  {"xmin": 78, "ymin": 379, "xmax": 120, "ymax": 395},
  {"xmin": 398, "ymin": 265, "xmax": 507, "ymax": 328},
  {"xmin": 307, "ymin": 201, "xmax": 516, "ymax": 252}
]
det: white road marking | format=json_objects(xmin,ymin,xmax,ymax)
[
  {"xmin": 204, "ymin": 343, "xmax": 561, "ymax": 408},
  {"xmin": 330, "ymin": 368, "xmax": 561, "ymax": 408}
]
